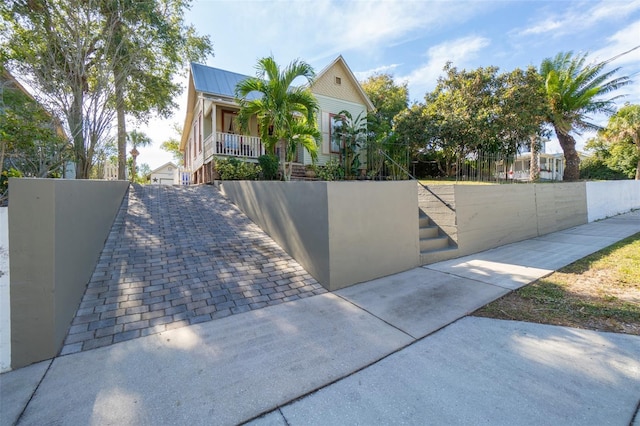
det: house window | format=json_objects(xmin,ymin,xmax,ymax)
[
  {"xmin": 334, "ymin": 76, "xmax": 341, "ymax": 85},
  {"xmin": 223, "ymin": 110, "xmax": 237, "ymax": 134},
  {"xmin": 329, "ymin": 113, "xmax": 344, "ymax": 154}
]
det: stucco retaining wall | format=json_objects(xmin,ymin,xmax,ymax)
[
  {"xmin": 222, "ymin": 181, "xmax": 420, "ymax": 291},
  {"xmin": 440, "ymin": 182, "xmax": 588, "ymax": 258},
  {"xmin": 586, "ymin": 180, "xmax": 640, "ymax": 222},
  {"xmin": 8, "ymin": 179, "xmax": 128, "ymax": 368},
  {"xmin": 417, "ymin": 184, "xmax": 457, "ymax": 243}
]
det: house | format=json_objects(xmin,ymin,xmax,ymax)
[
  {"xmin": 496, "ymin": 151, "xmax": 591, "ymax": 181},
  {"xmin": 179, "ymin": 55, "xmax": 374, "ymax": 184},
  {"xmin": 103, "ymin": 163, "xmax": 118, "ymax": 180},
  {"xmin": 497, "ymin": 152, "xmax": 566, "ymax": 181},
  {"xmin": 147, "ymin": 162, "xmax": 178, "ymax": 185}
]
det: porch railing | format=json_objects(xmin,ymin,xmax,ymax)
[{"xmin": 203, "ymin": 132, "xmax": 264, "ymax": 159}]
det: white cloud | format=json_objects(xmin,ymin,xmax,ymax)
[
  {"xmin": 399, "ymin": 35, "xmax": 491, "ymax": 100},
  {"xmin": 353, "ymin": 64, "xmax": 401, "ymax": 81},
  {"xmin": 592, "ymin": 20, "xmax": 640, "ymax": 66},
  {"xmin": 193, "ymin": 1, "xmax": 490, "ymax": 68},
  {"xmin": 516, "ymin": 0, "xmax": 640, "ymax": 37},
  {"xmin": 518, "ymin": 19, "xmax": 562, "ymax": 36}
]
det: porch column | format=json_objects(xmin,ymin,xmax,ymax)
[
  {"xmin": 211, "ymin": 104, "xmax": 217, "ymax": 151},
  {"xmin": 211, "ymin": 103, "xmax": 218, "ymax": 134}
]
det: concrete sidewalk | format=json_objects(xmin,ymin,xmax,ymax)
[{"xmin": 2, "ymin": 211, "xmax": 640, "ymax": 426}]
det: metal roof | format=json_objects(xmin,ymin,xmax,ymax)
[{"xmin": 191, "ymin": 62, "xmax": 260, "ymax": 100}]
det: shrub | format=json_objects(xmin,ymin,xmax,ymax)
[
  {"xmin": 316, "ymin": 159, "xmax": 345, "ymax": 181},
  {"xmin": 580, "ymin": 157, "xmax": 628, "ymax": 180},
  {"xmin": 215, "ymin": 157, "xmax": 261, "ymax": 180},
  {"xmin": 0, "ymin": 168, "xmax": 23, "ymax": 206},
  {"xmin": 258, "ymin": 154, "xmax": 279, "ymax": 180}
]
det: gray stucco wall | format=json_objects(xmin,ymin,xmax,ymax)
[
  {"xmin": 221, "ymin": 181, "xmax": 331, "ymax": 285},
  {"xmin": 9, "ymin": 179, "xmax": 128, "ymax": 368},
  {"xmin": 453, "ymin": 183, "xmax": 588, "ymax": 257},
  {"xmin": 222, "ymin": 181, "xmax": 419, "ymax": 291},
  {"xmin": 327, "ymin": 182, "xmax": 420, "ymax": 290},
  {"xmin": 417, "ymin": 184, "xmax": 457, "ymax": 242}
]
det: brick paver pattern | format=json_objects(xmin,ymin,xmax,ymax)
[{"xmin": 62, "ymin": 184, "xmax": 325, "ymax": 354}]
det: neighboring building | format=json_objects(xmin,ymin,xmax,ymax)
[
  {"xmin": 147, "ymin": 162, "xmax": 178, "ymax": 185},
  {"xmin": 497, "ymin": 152, "xmax": 565, "ymax": 181},
  {"xmin": 497, "ymin": 151, "xmax": 591, "ymax": 181},
  {"xmin": 103, "ymin": 163, "xmax": 118, "ymax": 180},
  {"xmin": 179, "ymin": 55, "xmax": 374, "ymax": 184}
]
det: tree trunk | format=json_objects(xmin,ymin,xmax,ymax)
[
  {"xmin": 529, "ymin": 135, "xmax": 539, "ymax": 181},
  {"xmin": 279, "ymin": 138, "xmax": 287, "ymax": 180},
  {"xmin": 0, "ymin": 140, "xmax": 6, "ymax": 177},
  {"xmin": 115, "ymin": 75, "xmax": 127, "ymax": 180},
  {"xmin": 70, "ymin": 87, "xmax": 86, "ymax": 179},
  {"xmin": 554, "ymin": 127, "xmax": 581, "ymax": 181}
]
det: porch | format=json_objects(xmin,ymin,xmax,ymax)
[{"xmin": 203, "ymin": 132, "xmax": 265, "ymax": 162}]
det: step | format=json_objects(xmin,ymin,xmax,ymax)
[
  {"xmin": 419, "ymin": 226, "xmax": 439, "ymax": 239},
  {"xmin": 420, "ymin": 235, "xmax": 450, "ymax": 252},
  {"xmin": 419, "ymin": 215, "xmax": 431, "ymax": 228}
]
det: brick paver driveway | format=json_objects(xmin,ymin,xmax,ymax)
[{"xmin": 62, "ymin": 184, "xmax": 325, "ymax": 354}]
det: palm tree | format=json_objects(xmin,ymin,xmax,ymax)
[
  {"xmin": 127, "ymin": 130, "xmax": 152, "ymax": 182},
  {"xmin": 539, "ymin": 51, "xmax": 630, "ymax": 181},
  {"xmin": 605, "ymin": 104, "xmax": 640, "ymax": 180},
  {"xmin": 235, "ymin": 56, "xmax": 319, "ymax": 180}
]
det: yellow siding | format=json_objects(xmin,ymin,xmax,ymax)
[{"xmin": 312, "ymin": 61, "xmax": 366, "ymax": 106}]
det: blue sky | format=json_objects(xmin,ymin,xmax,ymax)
[{"xmin": 139, "ymin": 0, "xmax": 640, "ymax": 170}]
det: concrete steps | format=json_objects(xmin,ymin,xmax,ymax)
[{"xmin": 419, "ymin": 210, "xmax": 456, "ymax": 254}]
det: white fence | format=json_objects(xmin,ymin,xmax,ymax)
[
  {"xmin": 0, "ymin": 207, "xmax": 11, "ymax": 373},
  {"xmin": 586, "ymin": 181, "xmax": 640, "ymax": 222}
]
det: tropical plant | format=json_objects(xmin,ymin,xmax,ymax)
[
  {"xmin": 361, "ymin": 73, "xmax": 409, "ymax": 178},
  {"xmin": 235, "ymin": 56, "xmax": 319, "ymax": 181},
  {"xmin": 603, "ymin": 104, "xmax": 640, "ymax": 180},
  {"xmin": 539, "ymin": 51, "xmax": 630, "ymax": 181},
  {"xmin": 332, "ymin": 110, "xmax": 367, "ymax": 178}
]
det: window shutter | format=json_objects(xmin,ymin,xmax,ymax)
[{"xmin": 321, "ymin": 111, "xmax": 330, "ymax": 154}]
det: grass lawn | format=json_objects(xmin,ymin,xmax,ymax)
[
  {"xmin": 473, "ymin": 232, "xmax": 640, "ymax": 335},
  {"xmin": 418, "ymin": 179, "xmax": 496, "ymax": 185}
]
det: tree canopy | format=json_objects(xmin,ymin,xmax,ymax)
[
  {"xmin": 1, "ymin": 68, "xmax": 72, "ymax": 179},
  {"xmin": 394, "ymin": 63, "xmax": 547, "ymax": 177},
  {"xmin": 1, "ymin": 0, "xmax": 211, "ymax": 179}
]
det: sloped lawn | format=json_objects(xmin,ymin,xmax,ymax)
[{"xmin": 474, "ymin": 232, "xmax": 640, "ymax": 335}]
